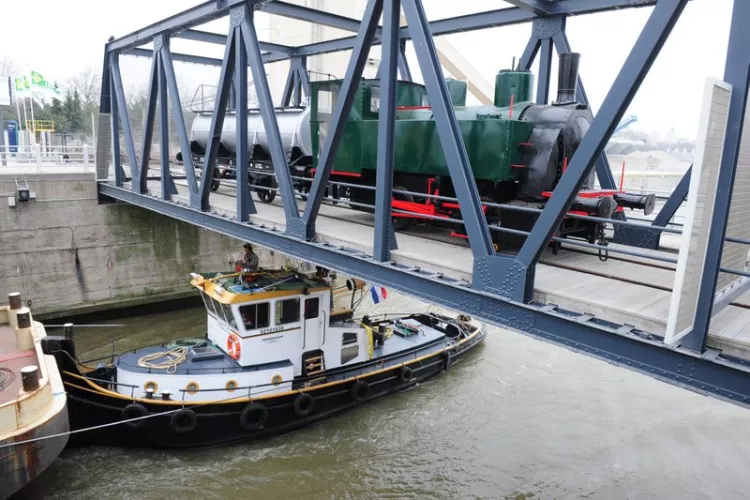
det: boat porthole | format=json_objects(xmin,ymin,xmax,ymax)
[
  {"xmin": 144, "ymin": 381, "xmax": 159, "ymax": 393},
  {"xmin": 271, "ymin": 374, "xmax": 283, "ymax": 386},
  {"xmin": 170, "ymin": 408, "xmax": 198, "ymax": 434},
  {"xmin": 350, "ymin": 380, "xmax": 371, "ymax": 403},
  {"xmin": 121, "ymin": 403, "xmax": 149, "ymax": 430},
  {"xmin": 398, "ymin": 366, "xmax": 414, "ymax": 383},
  {"xmin": 225, "ymin": 380, "xmax": 238, "ymax": 392},
  {"xmin": 293, "ymin": 393, "xmax": 315, "ymax": 417},
  {"xmin": 186, "ymin": 381, "xmax": 200, "ymax": 394},
  {"xmin": 239, "ymin": 402, "xmax": 268, "ymax": 431}
]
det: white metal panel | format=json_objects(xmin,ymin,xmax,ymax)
[
  {"xmin": 665, "ymin": 78, "xmax": 732, "ymax": 345},
  {"xmin": 716, "ymin": 100, "xmax": 750, "ymax": 297}
]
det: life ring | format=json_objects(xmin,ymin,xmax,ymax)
[
  {"xmin": 227, "ymin": 333, "xmax": 242, "ymax": 361},
  {"xmin": 121, "ymin": 403, "xmax": 148, "ymax": 430},
  {"xmin": 350, "ymin": 380, "xmax": 371, "ymax": 403},
  {"xmin": 444, "ymin": 351, "xmax": 453, "ymax": 371},
  {"xmin": 398, "ymin": 366, "xmax": 413, "ymax": 383},
  {"xmin": 239, "ymin": 402, "xmax": 268, "ymax": 431},
  {"xmin": 293, "ymin": 393, "xmax": 315, "ymax": 417},
  {"xmin": 170, "ymin": 408, "xmax": 198, "ymax": 434}
]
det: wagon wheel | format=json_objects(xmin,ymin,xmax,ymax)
[
  {"xmin": 392, "ymin": 185, "xmax": 413, "ymax": 231},
  {"xmin": 256, "ymin": 176, "xmax": 277, "ymax": 203},
  {"xmin": 211, "ymin": 168, "xmax": 221, "ymax": 192}
]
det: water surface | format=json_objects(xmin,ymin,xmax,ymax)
[{"xmin": 19, "ymin": 292, "xmax": 750, "ymax": 499}]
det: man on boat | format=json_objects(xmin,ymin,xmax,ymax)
[{"xmin": 241, "ymin": 243, "xmax": 259, "ymax": 271}]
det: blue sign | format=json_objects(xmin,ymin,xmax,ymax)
[{"xmin": 7, "ymin": 121, "xmax": 17, "ymax": 153}]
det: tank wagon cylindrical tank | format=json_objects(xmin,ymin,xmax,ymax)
[{"xmin": 186, "ymin": 52, "xmax": 655, "ymax": 249}]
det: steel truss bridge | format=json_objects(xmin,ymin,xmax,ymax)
[{"xmin": 95, "ymin": 0, "xmax": 750, "ymax": 409}]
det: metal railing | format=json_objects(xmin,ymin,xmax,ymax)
[{"xmin": 0, "ymin": 144, "xmax": 94, "ymax": 171}]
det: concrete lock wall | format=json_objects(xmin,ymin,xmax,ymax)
[{"xmin": 0, "ymin": 173, "xmax": 292, "ymax": 317}]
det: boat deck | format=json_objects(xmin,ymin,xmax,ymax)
[
  {"xmin": 0, "ymin": 324, "xmax": 37, "ymax": 406},
  {"xmin": 116, "ymin": 344, "xmax": 293, "ymax": 375}
]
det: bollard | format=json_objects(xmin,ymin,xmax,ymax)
[
  {"xmin": 145, "ymin": 388, "xmax": 154, "ymax": 399},
  {"xmin": 16, "ymin": 308, "xmax": 31, "ymax": 329},
  {"xmin": 161, "ymin": 390, "xmax": 171, "ymax": 401},
  {"xmin": 8, "ymin": 292, "xmax": 22, "ymax": 310},
  {"xmin": 21, "ymin": 366, "xmax": 40, "ymax": 392},
  {"xmin": 63, "ymin": 323, "xmax": 74, "ymax": 339}
]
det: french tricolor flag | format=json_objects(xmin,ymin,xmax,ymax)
[{"xmin": 370, "ymin": 285, "xmax": 388, "ymax": 304}]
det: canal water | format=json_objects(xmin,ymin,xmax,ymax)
[{"xmin": 20, "ymin": 291, "xmax": 750, "ymax": 499}]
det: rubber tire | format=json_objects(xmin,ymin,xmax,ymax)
[
  {"xmin": 392, "ymin": 185, "xmax": 413, "ymax": 231},
  {"xmin": 293, "ymin": 393, "xmax": 315, "ymax": 417},
  {"xmin": 121, "ymin": 403, "xmax": 148, "ymax": 430},
  {"xmin": 350, "ymin": 381, "xmax": 371, "ymax": 404},
  {"xmin": 398, "ymin": 366, "xmax": 414, "ymax": 384},
  {"xmin": 170, "ymin": 408, "xmax": 198, "ymax": 434},
  {"xmin": 239, "ymin": 402, "xmax": 268, "ymax": 432}
]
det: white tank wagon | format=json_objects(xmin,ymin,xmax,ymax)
[{"xmin": 184, "ymin": 107, "xmax": 314, "ymax": 199}]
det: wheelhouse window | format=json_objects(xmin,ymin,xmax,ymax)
[
  {"xmin": 212, "ymin": 298, "xmax": 228, "ymax": 322},
  {"xmin": 202, "ymin": 293, "xmax": 221, "ymax": 319},
  {"xmin": 276, "ymin": 298, "xmax": 300, "ymax": 325},
  {"xmin": 304, "ymin": 297, "xmax": 319, "ymax": 319},
  {"xmin": 222, "ymin": 303, "xmax": 237, "ymax": 329},
  {"xmin": 341, "ymin": 331, "xmax": 359, "ymax": 364},
  {"xmin": 240, "ymin": 302, "xmax": 270, "ymax": 330}
]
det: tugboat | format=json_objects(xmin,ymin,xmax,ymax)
[
  {"xmin": 43, "ymin": 269, "xmax": 486, "ymax": 449},
  {"xmin": 1, "ymin": 293, "xmax": 68, "ymax": 500}
]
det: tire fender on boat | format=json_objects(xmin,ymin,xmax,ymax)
[
  {"xmin": 350, "ymin": 380, "xmax": 371, "ymax": 403},
  {"xmin": 121, "ymin": 403, "xmax": 148, "ymax": 430},
  {"xmin": 398, "ymin": 366, "xmax": 413, "ymax": 383},
  {"xmin": 170, "ymin": 408, "xmax": 198, "ymax": 434},
  {"xmin": 293, "ymin": 393, "xmax": 315, "ymax": 417},
  {"xmin": 239, "ymin": 402, "xmax": 268, "ymax": 431}
]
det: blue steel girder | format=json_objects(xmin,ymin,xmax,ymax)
[
  {"xmin": 517, "ymin": 36, "xmax": 541, "ymax": 71},
  {"xmin": 281, "ymin": 65, "xmax": 295, "ymax": 107},
  {"xmin": 109, "ymin": 75, "xmax": 124, "ymax": 187},
  {"xmin": 684, "ymin": 0, "xmax": 750, "ymax": 353},
  {"xmin": 97, "ymin": 182, "xmax": 750, "ymax": 413},
  {"xmin": 109, "ymin": 53, "xmax": 140, "ymax": 189},
  {"xmin": 106, "ymin": 0, "xmax": 659, "ymax": 62},
  {"xmin": 373, "ymin": 0, "xmax": 401, "ymax": 262},
  {"xmin": 159, "ymin": 36, "xmax": 200, "ymax": 197},
  {"xmin": 176, "ymin": 29, "xmax": 294, "ymax": 54},
  {"xmin": 238, "ymin": 5, "xmax": 302, "ymax": 230},
  {"xmin": 536, "ymin": 37, "xmax": 553, "ymax": 104},
  {"xmin": 123, "ymin": 47, "xmax": 279, "ymax": 66},
  {"xmin": 138, "ymin": 51, "xmax": 159, "ymax": 195},
  {"xmin": 234, "ymin": 25, "xmax": 256, "ymax": 222},
  {"xmin": 301, "ymin": 0, "xmax": 384, "ymax": 241},
  {"xmin": 505, "ymin": 0, "xmax": 560, "ymax": 16},
  {"xmin": 398, "ymin": 40, "xmax": 413, "ymax": 82},
  {"xmin": 157, "ymin": 51, "xmax": 176, "ymax": 201},
  {"xmin": 288, "ymin": 0, "xmax": 659, "ymax": 61},
  {"xmin": 514, "ymin": 0, "xmax": 688, "ymax": 300},
  {"xmin": 402, "ymin": 0, "xmax": 496, "ymax": 262},
  {"xmin": 196, "ymin": 29, "xmax": 236, "ymax": 211}
]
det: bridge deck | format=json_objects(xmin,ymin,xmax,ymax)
[{"xmin": 145, "ymin": 178, "xmax": 750, "ymax": 359}]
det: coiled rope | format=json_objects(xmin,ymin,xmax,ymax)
[{"xmin": 137, "ymin": 347, "xmax": 188, "ymax": 373}]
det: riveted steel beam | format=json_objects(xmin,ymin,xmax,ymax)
[{"xmin": 98, "ymin": 182, "xmax": 750, "ymax": 413}]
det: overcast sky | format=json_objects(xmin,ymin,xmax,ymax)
[{"xmin": 0, "ymin": 0, "xmax": 734, "ymax": 139}]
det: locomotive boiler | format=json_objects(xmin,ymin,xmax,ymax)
[{"xmin": 187, "ymin": 52, "xmax": 655, "ymax": 248}]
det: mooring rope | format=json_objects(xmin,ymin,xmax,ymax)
[{"xmin": 137, "ymin": 347, "xmax": 189, "ymax": 373}]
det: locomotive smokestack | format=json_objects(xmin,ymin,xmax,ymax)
[{"xmin": 556, "ymin": 52, "xmax": 580, "ymax": 104}]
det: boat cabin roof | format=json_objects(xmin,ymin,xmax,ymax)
[{"xmin": 190, "ymin": 269, "xmax": 331, "ymax": 305}]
